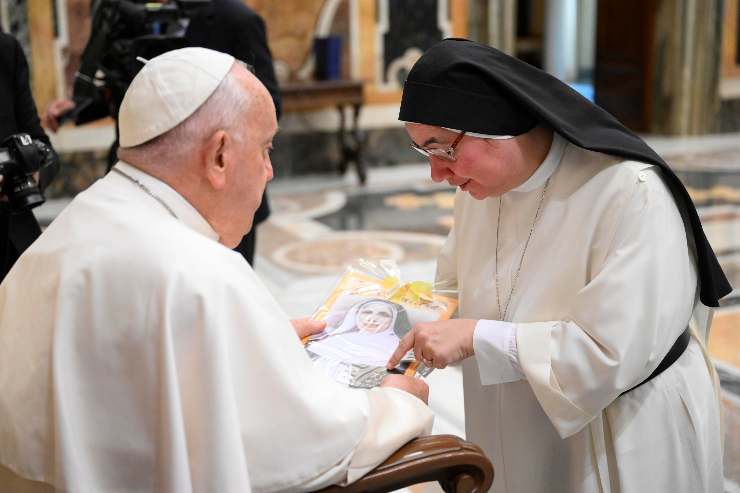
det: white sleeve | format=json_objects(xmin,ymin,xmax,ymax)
[
  {"xmin": 516, "ymin": 167, "xmax": 697, "ymax": 439},
  {"xmin": 473, "ymin": 319, "xmax": 524, "ymax": 384},
  {"xmin": 294, "ymin": 387, "xmax": 434, "ymax": 491}
]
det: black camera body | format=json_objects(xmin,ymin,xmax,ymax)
[
  {"xmin": 68, "ymin": 0, "xmax": 211, "ymax": 126},
  {"xmin": 0, "ymin": 134, "xmax": 50, "ymax": 213}
]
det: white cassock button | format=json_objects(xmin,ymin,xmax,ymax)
[{"xmin": 638, "ymin": 171, "xmax": 647, "ymax": 182}]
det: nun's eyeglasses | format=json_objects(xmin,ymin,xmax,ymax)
[{"xmin": 410, "ymin": 131, "xmax": 466, "ymax": 162}]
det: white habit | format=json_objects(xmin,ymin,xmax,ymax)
[
  {"xmin": 438, "ymin": 134, "xmax": 723, "ymax": 492},
  {"xmin": 0, "ymin": 162, "xmax": 432, "ymax": 492}
]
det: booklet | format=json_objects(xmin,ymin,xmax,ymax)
[{"xmin": 304, "ymin": 261, "xmax": 458, "ymax": 388}]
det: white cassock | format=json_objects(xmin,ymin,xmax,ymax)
[
  {"xmin": 438, "ymin": 134, "xmax": 723, "ymax": 493},
  {"xmin": 0, "ymin": 161, "xmax": 433, "ymax": 492}
]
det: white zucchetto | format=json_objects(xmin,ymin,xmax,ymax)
[{"xmin": 118, "ymin": 47, "xmax": 235, "ymax": 147}]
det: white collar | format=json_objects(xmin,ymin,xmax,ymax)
[
  {"xmin": 113, "ymin": 161, "xmax": 220, "ymax": 242},
  {"xmin": 511, "ymin": 132, "xmax": 566, "ymax": 193}
]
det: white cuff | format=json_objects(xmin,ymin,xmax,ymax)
[{"xmin": 473, "ymin": 319, "xmax": 525, "ymax": 385}]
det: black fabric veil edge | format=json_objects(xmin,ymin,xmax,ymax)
[{"xmin": 401, "ymin": 38, "xmax": 731, "ymax": 307}]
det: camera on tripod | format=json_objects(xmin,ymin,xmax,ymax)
[{"xmin": 0, "ymin": 134, "xmax": 53, "ymax": 213}]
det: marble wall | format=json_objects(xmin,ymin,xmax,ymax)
[
  {"xmin": 651, "ymin": 0, "xmax": 723, "ymax": 135},
  {"xmin": 15, "ymin": 0, "xmax": 740, "ymax": 137},
  {"xmin": 13, "ymin": 0, "xmax": 468, "ymax": 106},
  {"xmin": 379, "ymin": 0, "xmax": 444, "ymax": 87},
  {"xmin": 247, "ymin": 0, "xmax": 339, "ymax": 81}
]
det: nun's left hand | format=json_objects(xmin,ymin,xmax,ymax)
[
  {"xmin": 291, "ymin": 318, "xmax": 326, "ymax": 339},
  {"xmin": 387, "ymin": 319, "xmax": 478, "ymax": 370}
]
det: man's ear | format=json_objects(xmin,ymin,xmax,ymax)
[{"xmin": 203, "ymin": 130, "xmax": 229, "ymax": 190}]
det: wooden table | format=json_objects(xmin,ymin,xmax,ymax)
[{"xmin": 280, "ymin": 80, "xmax": 366, "ymax": 184}]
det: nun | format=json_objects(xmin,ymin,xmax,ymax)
[
  {"xmin": 307, "ymin": 299, "xmax": 413, "ymax": 386},
  {"xmin": 388, "ymin": 38, "xmax": 730, "ymax": 493}
]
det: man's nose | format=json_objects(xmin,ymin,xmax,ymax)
[{"xmin": 265, "ymin": 159, "xmax": 274, "ymax": 182}]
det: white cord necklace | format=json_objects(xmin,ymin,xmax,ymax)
[
  {"xmin": 495, "ymin": 177, "xmax": 551, "ymax": 321},
  {"xmin": 112, "ymin": 168, "xmax": 179, "ymax": 220}
]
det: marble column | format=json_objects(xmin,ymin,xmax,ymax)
[
  {"xmin": 27, "ymin": 0, "xmax": 57, "ymax": 113},
  {"xmin": 544, "ymin": 0, "xmax": 578, "ymax": 82},
  {"xmin": 576, "ymin": 0, "xmax": 596, "ymax": 81},
  {"xmin": 487, "ymin": 0, "xmax": 516, "ymax": 55},
  {"xmin": 651, "ymin": 0, "xmax": 722, "ymax": 135}
]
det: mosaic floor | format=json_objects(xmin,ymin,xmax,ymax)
[{"xmin": 34, "ymin": 132, "xmax": 740, "ymax": 492}]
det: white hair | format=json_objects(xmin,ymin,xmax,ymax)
[{"xmin": 119, "ymin": 63, "xmax": 251, "ymax": 166}]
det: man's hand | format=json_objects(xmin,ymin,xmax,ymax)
[
  {"xmin": 291, "ymin": 318, "xmax": 326, "ymax": 339},
  {"xmin": 43, "ymin": 99, "xmax": 76, "ymax": 132},
  {"xmin": 380, "ymin": 374, "xmax": 429, "ymax": 404},
  {"xmin": 387, "ymin": 319, "xmax": 477, "ymax": 370}
]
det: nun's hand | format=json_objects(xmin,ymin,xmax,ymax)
[
  {"xmin": 380, "ymin": 374, "xmax": 429, "ymax": 404},
  {"xmin": 387, "ymin": 319, "xmax": 477, "ymax": 370},
  {"xmin": 291, "ymin": 318, "xmax": 326, "ymax": 339}
]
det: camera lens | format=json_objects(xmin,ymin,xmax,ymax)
[{"xmin": 8, "ymin": 175, "xmax": 45, "ymax": 213}]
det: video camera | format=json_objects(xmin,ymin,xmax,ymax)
[
  {"xmin": 0, "ymin": 134, "xmax": 56, "ymax": 213},
  {"xmin": 64, "ymin": 0, "xmax": 210, "ymax": 126}
]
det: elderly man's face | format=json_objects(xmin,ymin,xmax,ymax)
[
  {"xmin": 222, "ymin": 69, "xmax": 277, "ymax": 245},
  {"xmin": 405, "ymin": 123, "xmax": 532, "ymax": 199}
]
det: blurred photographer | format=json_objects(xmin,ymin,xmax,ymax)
[
  {"xmin": 0, "ymin": 32, "xmax": 60, "ymax": 282},
  {"xmin": 44, "ymin": 0, "xmax": 280, "ymax": 265}
]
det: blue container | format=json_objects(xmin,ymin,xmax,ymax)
[{"xmin": 314, "ymin": 35, "xmax": 342, "ymax": 80}]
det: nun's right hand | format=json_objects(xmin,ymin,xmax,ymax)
[{"xmin": 387, "ymin": 319, "xmax": 477, "ymax": 370}]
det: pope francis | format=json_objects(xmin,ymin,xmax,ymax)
[{"xmin": 0, "ymin": 47, "xmax": 433, "ymax": 492}]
